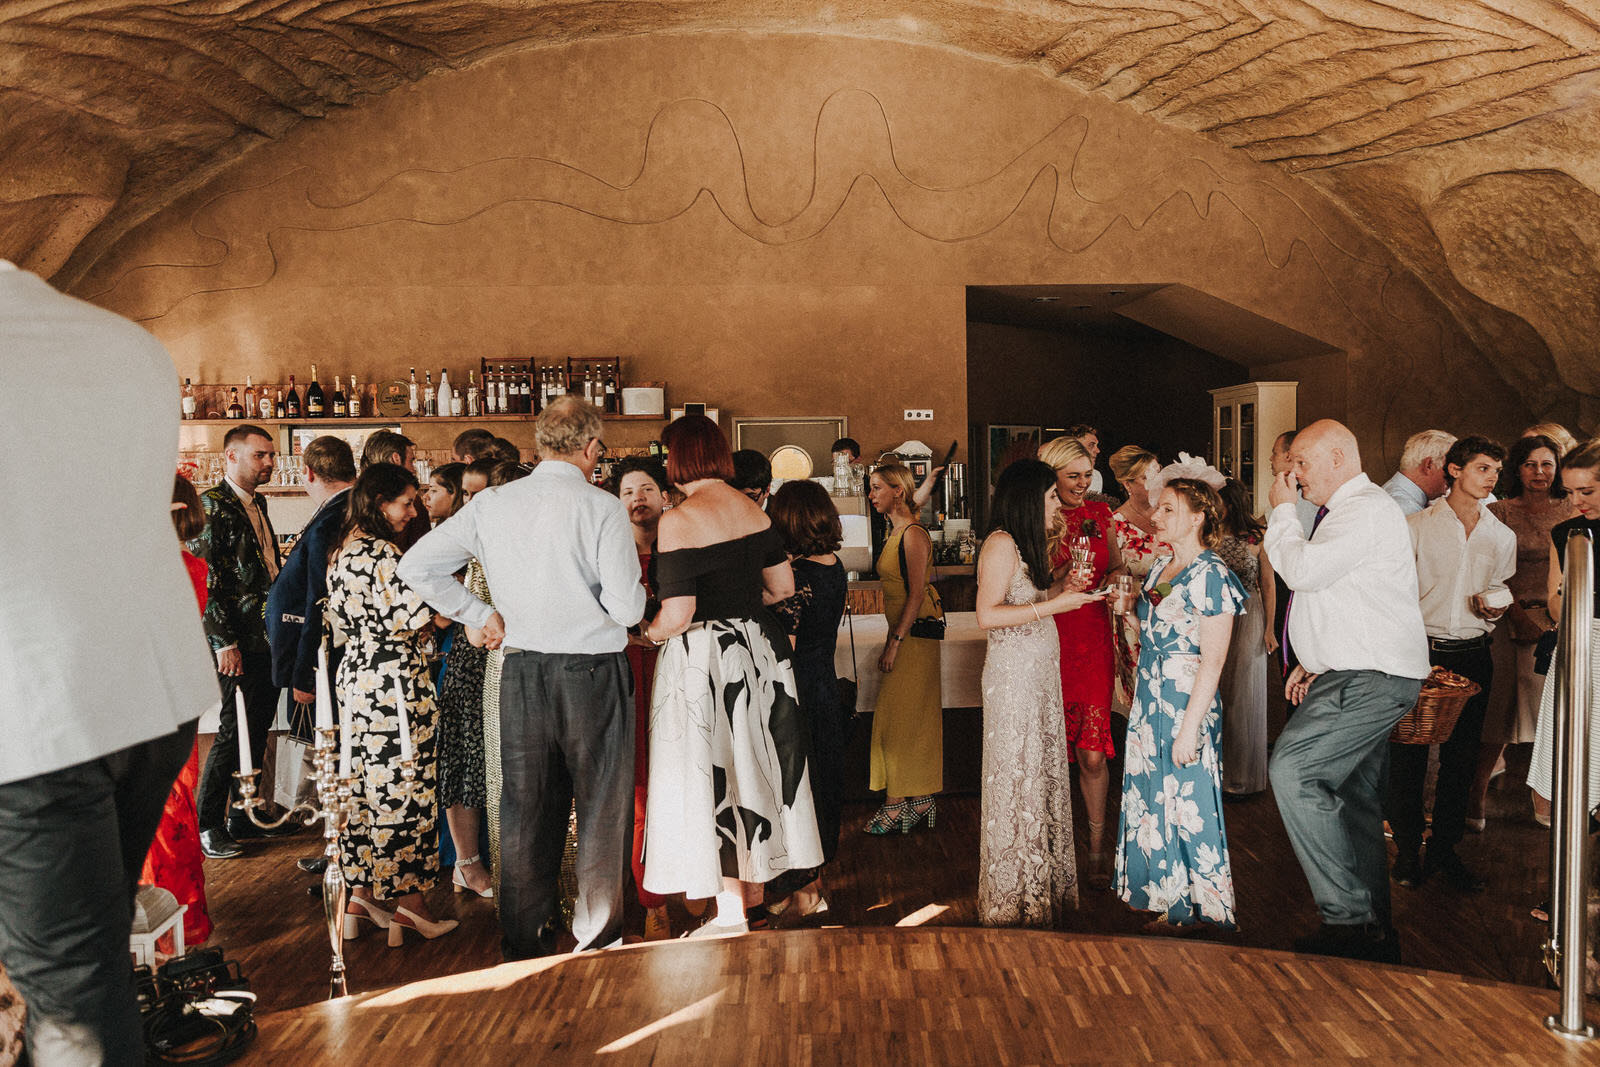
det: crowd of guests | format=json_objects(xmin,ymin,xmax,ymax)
[{"xmin": 132, "ymin": 404, "xmax": 1600, "ymax": 972}]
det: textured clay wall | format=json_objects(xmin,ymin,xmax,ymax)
[{"xmin": 75, "ymin": 33, "xmax": 1533, "ymax": 470}]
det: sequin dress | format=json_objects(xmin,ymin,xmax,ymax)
[{"xmin": 979, "ymin": 537, "xmax": 1077, "ymax": 926}]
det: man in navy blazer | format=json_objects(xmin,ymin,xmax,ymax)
[{"xmin": 267, "ymin": 436, "xmax": 355, "ymax": 708}]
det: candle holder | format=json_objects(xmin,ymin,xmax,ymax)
[{"xmin": 231, "ymin": 726, "xmax": 358, "ymax": 998}]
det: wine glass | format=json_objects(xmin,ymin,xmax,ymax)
[{"xmin": 1068, "ymin": 537, "xmax": 1095, "ymax": 586}]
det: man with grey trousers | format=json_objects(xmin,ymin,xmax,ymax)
[
  {"xmin": 399, "ymin": 396, "xmax": 645, "ymax": 958},
  {"xmin": 1265, "ymin": 419, "xmax": 1431, "ymax": 964}
]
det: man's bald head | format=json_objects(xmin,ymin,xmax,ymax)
[{"xmin": 1289, "ymin": 419, "xmax": 1362, "ymax": 506}]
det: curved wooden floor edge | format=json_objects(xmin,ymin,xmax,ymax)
[{"xmin": 257, "ymin": 927, "xmax": 1600, "ymax": 1063}]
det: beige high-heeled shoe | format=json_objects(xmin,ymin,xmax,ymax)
[
  {"xmin": 387, "ymin": 906, "xmax": 459, "ymax": 946},
  {"xmin": 452, "ymin": 855, "xmax": 493, "ymax": 898},
  {"xmin": 343, "ymin": 897, "xmax": 394, "ymax": 940}
]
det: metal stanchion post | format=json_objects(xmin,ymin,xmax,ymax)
[{"xmin": 1547, "ymin": 527, "xmax": 1595, "ymax": 1040}]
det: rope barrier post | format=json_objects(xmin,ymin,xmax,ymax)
[{"xmin": 1547, "ymin": 526, "xmax": 1595, "ymax": 1041}]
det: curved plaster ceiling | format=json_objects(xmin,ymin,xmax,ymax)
[{"xmin": 5, "ymin": 1, "xmax": 1599, "ymax": 423}]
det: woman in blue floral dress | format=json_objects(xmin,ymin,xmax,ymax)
[{"xmin": 1113, "ymin": 461, "xmax": 1245, "ymax": 933}]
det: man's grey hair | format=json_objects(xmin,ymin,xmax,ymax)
[
  {"xmin": 1400, "ymin": 429, "xmax": 1457, "ymax": 472},
  {"xmin": 535, "ymin": 394, "xmax": 603, "ymax": 458}
]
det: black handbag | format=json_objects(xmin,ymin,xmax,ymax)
[
  {"xmin": 899, "ymin": 527, "xmax": 946, "ymax": 641},
  {"xmin": 837, "ymin": 602, "xmax": 860, "ymax": 716}
]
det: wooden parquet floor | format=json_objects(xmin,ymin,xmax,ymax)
[{"xmin": 258, "ymin": 929, "xmax": 1599, "ymax": 1064}]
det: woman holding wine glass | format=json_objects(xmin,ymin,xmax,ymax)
[{"xmin": 1038, "ymin": 435, "xmax": 1123, "ymax": 890}]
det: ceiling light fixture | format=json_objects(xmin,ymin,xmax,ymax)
[{"xmin": 1033, "ymin": 296, "xmax": 1060, "ymax": 303}]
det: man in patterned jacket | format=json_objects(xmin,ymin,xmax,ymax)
[{"xmin": 189, "ymin": 423, "xmax": 296, "ymax": 858}]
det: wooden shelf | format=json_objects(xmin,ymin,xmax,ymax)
[{"xmin": 182, "ymin": 413, "xmax": 664, "ymax": 427}]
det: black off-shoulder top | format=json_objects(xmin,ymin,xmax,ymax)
[{"xmin": 655, "ymin": 526, "xmax": 787, "ymax": 622}]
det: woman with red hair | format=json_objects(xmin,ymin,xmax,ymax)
[{"xmin": 640, "ymin": 416, "xmax": 823, "ymax": 936}]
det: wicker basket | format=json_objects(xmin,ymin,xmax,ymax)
[{"xmin": 1391, "ymin": 667, "xmax": 1480, "ymax": 744}]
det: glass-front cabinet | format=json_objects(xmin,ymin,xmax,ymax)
[{"xmin": 1210, "ymin": 381, "xmax": 1298, "ymax": 515}]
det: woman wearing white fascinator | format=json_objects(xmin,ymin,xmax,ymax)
[{"xmin": 1114, "ymin": 454, "xmax": 1248, "ymax": 934}]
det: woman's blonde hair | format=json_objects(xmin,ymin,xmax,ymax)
[
  {"xmin": 1563, "ymin": 438, "xmax": 1600, "ymax": 475},
  {"xmin": 1526, "ymin": 422, "xmax": 1579, "ymax": 458},
  {"xmin": 1038, "ymin": 435, "xmax": 1091, "ymax": 471},
  {"xmin": 1161, "ymin": 478, "xmax": 1226, "ymax": 550},
  {"xmin": 1108, "ymin": 444, "xmax": 1157, "ymax": 485},
  {"xmin": 871, "ymin": 462, "xmax": 917, "ymax": 509}
]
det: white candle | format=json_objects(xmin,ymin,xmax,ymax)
[
  {"xmin": 396, "ymin": 683, "xmax": 414, "ymax": 763},
  {"xmin": 314, "ymin": 645, "xmax": 333, "ymax": 732},
  {"xmin": 235, "ymin": 688, "xmax": 253, "ymax": 776}
]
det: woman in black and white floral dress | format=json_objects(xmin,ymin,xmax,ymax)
[
  {"xmin": 640, "ymin": 415, "xmax": 823, "ymax": 937},
  {"xmin": 327, "ymin": 462, "xmax": 458, "ymax": 946}
]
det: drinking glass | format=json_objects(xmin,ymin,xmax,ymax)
[{"xmin": 1068, "ymin": 537, "xmax": 1095, "ymax": 585}]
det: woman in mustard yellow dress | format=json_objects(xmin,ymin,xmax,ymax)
[{"xmin": 865, "ymin": 463, "xmax": 944, "ymax": 833}]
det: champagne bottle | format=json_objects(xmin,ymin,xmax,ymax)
[
  {"xmin": 227, "ymin": 387, "xmax": 244, "ymax": 419},
  {"xmin": 306, "ymin": 364, "xmax": 326, "ymax": 417},
  {"xmin": 347, "ymin": 375, "xmax": 360, "ymax": 418},
  {"xmin": 438, "ymin": 367, "xmax": 451, "ymax": 415},
  {"xmin": 285, "ymin": 376, "xmax": 301, "ymax": 417},
  {"xmin": 408, "ymin": 367, "xmax": 419, "ymax": 416},
  {"xmin": 181, "ymin": 378, "xmax": 196, "ymax": 420},
  {"xmin": 275, "ymin": 389, "xmax": 286, "ymax": 418},
  {"xmin": 243, "ymin": 376, "xmax": 256, "ymax": 416},
  {"xmin": 424, "ymin": 371, "xmax": 436, "ymax": 417},
  {"xmin": 467, "ymin": 370, "xmax": 479, "ymax": 417},
  {"xmin": 332, "ymin": 375, "xmax": 347, "ymax": 417}
]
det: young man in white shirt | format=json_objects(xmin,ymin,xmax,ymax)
[
  {"xmin": 399, "ymin": 397, "xmax": 646, "ymax": 958},
  {"xmin": 1388, "ymin": 436, "xmax": 1515, "ymax": 892},
  {"xmin": 1265, "ymin": 420, "xmax": 1431, "ymax": 963}
]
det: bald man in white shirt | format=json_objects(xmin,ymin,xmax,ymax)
[
  {"xmin": 0, "ymin": 263, "xmax": 218, "ymax": 1063},
  {"xmin": 1264, "ymin": 420, "xmax": 1431, "ymax": 964}
]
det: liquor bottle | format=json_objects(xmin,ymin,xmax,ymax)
[
  {"xmin": 408, "ymin": 367, "xmax": 419, "ymax": 416},
  {"xmin": 181, "ymin": 378, "xmax": 196, "ymax": 420},
  {"xmin": 591, "ymin": 368, "xmax": 604, "ymax": 409},
  {"xmin": 332, "ymin": 375, "xmax": 347, "ymax": 417},
  {"xmin": 257, "ymin": 389, "xmax": 272, "ymax": 419},
  {"xmin": 347, "ymin": 375, "xmax": 360, "ymax": 418},
  {"xmin": 451, "ymin": 387, "xmax": 464, "ymax": 417},
  {"xmin": 604, "ymin": 367, "xmax": 618, "ymax": 414},
  {"xmin": 467, "ymin": 370, "xmax": 479, "ymax": 417},
  {"xmin": 285, "ymin": 376, "xmax": 301, "ymax": 417},
  {"xmin": 518, "ymin": 369, "xmax": 532, "ymax": 414},
  {"xmin": 274, "ymin": 389, "xmax": 286, "ymax": 418},
  {"xmin": 423, "ymin": 371, "xmax": 436, "ymax": 417},
  {"xmin": 306, "ymin": 364, "xmax": 326, "ymax": 417},
  {"xmin": 438, "ymin": 368, "xmax": 451, "ymax": 415},
  {"xmin": 582, "ymin": 367, "xmax": 593, "ymax": 406},
  {"xmin": 497, "ymin": 366, "xmax": 510, "ymax": 415},
  {"xmin": 243, "ymin": 376, "xmax": 256, "ymax": 416},
  {"xmin": 226, "ymin": 387, "xmax": 245, "ymax": 419}
]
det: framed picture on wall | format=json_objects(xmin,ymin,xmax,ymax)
[{"xmin": 986, "ymin": 424, "xmax": 1042, "ymax": 488}]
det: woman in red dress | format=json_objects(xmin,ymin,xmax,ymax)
[
  {"xmin": 1039, "ymin": 436, "xmax": 1123, "ymax": 890},
  {"xmin": 141, "ymin": 474, "xmax": 213, "ymax": 951}
]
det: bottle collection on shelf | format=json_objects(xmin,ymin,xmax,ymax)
[{"xmin": 183, "ymin": 359, "xmax": 625, "ymax": 420}]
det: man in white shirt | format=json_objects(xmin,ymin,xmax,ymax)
[
  {"xmin": 399, "ymin": 397, "xmax": 645, "ymax": 958},
  {"xmin": 1388, "ymin": 436, "xmax": 1514, "ymax": 893},
  {"xmin": 1265, "ymin": 420, "xmax": 1431, "ymax": 964},
  {"xmin": 1268, "ymin": 429, "xmax": 1321, "ymax": 715},
  {"xmin": 1381, "ymin": 429, "xmax": 1456, "ymax": 516},
  {"xmin": 0, "ymin": 263, "xmax": 218, "ymax": 1064}
]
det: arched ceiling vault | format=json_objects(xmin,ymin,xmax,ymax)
[{"xmin": 5, "ymin": 1, "xmax": 1599, "ymax": 423}]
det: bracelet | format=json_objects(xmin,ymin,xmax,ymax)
[
  {"xmin": 891, "ymin": 634, "xmax": 904, "ymax": 643},
  {"xmin": 642, "ymin": 628, "xmax": 659, "ymax": 647},
  {"xmin": 1031, "ymin": 604, "xmax": 1041, "ymax": 621}
]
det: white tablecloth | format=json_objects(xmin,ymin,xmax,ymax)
[{"xmin": 835, "ymin": 610, "xmax": 987, "ymax": 710}]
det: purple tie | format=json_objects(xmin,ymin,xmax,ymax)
[{"xmin": 1281, "ymin": 505, "xmax": 1330, "ymax": 670}]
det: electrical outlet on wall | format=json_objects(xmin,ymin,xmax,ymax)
[{"xmin": 903, "ymin": 409, "xmax": 933, "ymax": 421}]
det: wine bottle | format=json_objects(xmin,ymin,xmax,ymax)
[
  {"xmin": 467, "ymin": 370, "xmax": 479, "ymax": 417},
  {"xmin": 424, "ymin": 371, "xmax": 436, "ymax": 417},
  {"xmin": 243, "ymin": 376, "xmax": 256, "ymax": 416},
  {"xmin": 306, "ymin": 364, "xmax": 326, "ymax": 417},
  {"xmin": 227, "ymin": 387, "xmax": 245, "ymax": 419},
  {"xmin": 408, "ymin": 367, "xmax": 419, "ymax": 416},
  {"xmin": 275, "ymin": 390, "xmax": 286, "ymax": 418},
  {"xmin": 332, "ymin": 375, "xmax": 347, "ymax": 417},
  {"xmin": 181, "ymin": 378, "xmax": 196, "ymax": 420},
  {"xmin": 285, "ymin": 376, "xmax": 301, "ymax": 417},
  {"xmin": 518, "ymin": 369, "xmax": 531, "ymax": 414},
  {"xmin": 347, "ymin": 375, "xmax": 360, "ymax": 418},
  {"xmin": 438, "ymin": 367, "xmax": 451, "ymax": 416},
  {"xmin": 497, "ymin": 366, "xmax": 510, "ymax": 415},
  {"xmin": 605, "ymin": 367, "xmax": 618, "ymax": 414}
]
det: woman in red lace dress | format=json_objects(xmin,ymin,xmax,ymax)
[
  {"xmin": 1039, "ymin": 436, "xmax": 1123, "ymax": 890},
  {"xmin": 140, "ymin": 474, "xmax": 213, "ymax": 951}
]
